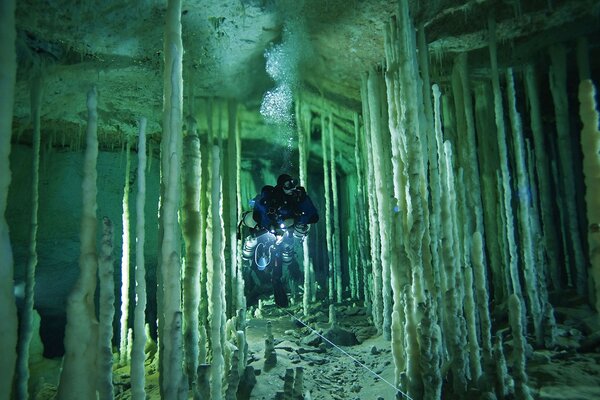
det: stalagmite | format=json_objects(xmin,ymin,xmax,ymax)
[
  {"xmin": 0, "ymin": 1, "xmax": 19, "ymax": 397},
  {"xmin": 131, "ymin": 118, "xmax": 148, "ymax": 400},
  {"xmin": 97, "ymin": 217, "xmax": 115, "ymax": 400},
  {"xmin": 508, "ymin": 294, "xmax": 533, "ymax": 400},
  {"xmin": 524, "ymin": 64, "xmax": 561, "ymax": 290},
  {"xmin": 471, "ymin": 232, "xmax": 493, "ymax": 378},
  {"xmin": 208, "ymin": 144, "xmax": 227, "ymax": 399},
  {"xmin": 182, "ymin": 119, "xmax": 202, "ymax": 389},
  {"xmin": 263, "ymin": 321, "xmax": 277, "ymax": 372},
  {"xmin": 57, "ymin": 86, "xmax": 100, "ymax": 400},
  {"xmin": 506, "ymin": 68, "xmax": 543, "ymax": 345},
  {"xmin": 16, "ymin": 71, "xmax": 42, "ymax": 400},
  {"xmin": 463, "ymin": 263, "xmax": 482, "ymax": 382},
  {"xmin": 549, "ymin": 44, "xmax": 586, "ymax": 293},
  {"xmin": 119, "ymin": 138, "xmax": 132, "ymax": 365},
  {"xmin": 159, "ymin": 0, "xmax": 185, "ymax": 397},
  {"xmin": 488, "ymin": 17, "xmax": 523, "ymax": 299},
  {"xmin": 328, "ymin": 115, "xmax": 343, "ymax": 303},
  {"xmin": 578, "ymin": 79, "xmax": 600, "ymax": 312},
  {"xmin": 403, "ymin": 288, "xmax": 423, "ymax": 399}
]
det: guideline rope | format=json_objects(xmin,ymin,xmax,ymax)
[{"xmin": 278, "ymin": 307, "xmax": 414, "ymax": 400}]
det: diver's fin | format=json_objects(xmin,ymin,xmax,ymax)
[{"xmin": 273, "ymin": 280, "xmax": 289, "ymax": 308}]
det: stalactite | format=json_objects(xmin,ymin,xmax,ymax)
[
  {"xmin": 353, "ymin": 112, "xmax": 370, "ymax": 310},
  {"xmin": 16, "ymin": 71, "xmax": 42, "ymax": 400},
  {"xmin": 159, "ymin": 0, "xmax": 185, "ymax": 397},
  {"xmin": 431, "ymin": 84, "xmax": 447, "ymax": 323},
  {"xmin": 394, "ymin": 0, "xmax": 429, "ymax": 310},
  {"xmin": 119, "ymin": 137, "xmax": 132, "ymax": 365},
  {"xmin": 474, "ymin": 81, "xmax": 506, "ymax": 303},
  {"xmin": 57, "ymin": 86, "xmax": 100, "ymax": 400},
  {"xmin": 234, "ymin": 111, "xmax": 245, "ymax": 320},
  {"xmin": 488, "ymin": 17, "xmax": 523, "ymax": 299},
  {"xmin": 131, "ymin": 118, "xmax": 148, "ymax": 400},
  {"xmin": 360, "ymin": 75, "xmax": 383, "ymax": 334},
  {"xmin": 576, "ymin": 37, "xmax": 590, "ymax": 82},
  {"xmin": 320, "ymin": 114, "xmax": 335, "ymax": 303},
  {"xmin": 97, "ymin": 216, "xmax": 115, "ymax": 400},
  {"xmin": 0, "ymin": 1, "xmax": 18, "ymax": 395},
  {"xmin": 456, "ymin": 54, "xmax": 485, "ymax": 239},
  {"xmin": 506, "ymin": 68, "xmax": 543, "ymax": 345},
  {"xmin": 578, "ymin": 79, "xmax": 600, "ymax": 312},
  {"xmin": 227, "ymin": 101, "xmax": 240, "ymax": 316},
  {"xmin": 182, "ymin": 119, "xmax": 202, "ymax": 390},
  {"xmin": 549, "ymin": 44, "xmax": 586, "ymax": 293},
  {"xmin": 523, "ymin": 64, "xmax": 561, "ymax": 290},
  {"xmin": 366, "ymin": 70, "xmax": 392, "ymax": 339},
  {"xmin": 441, "ymin": 141, "xmax": 468, "ymax": 395},
  {"xmin": 328, "ymin": 115, "xmax": 343, "ymax": 304},
  {"xmin": 208, "ymin": 144, "xmax": 227, "ymax": 400}
]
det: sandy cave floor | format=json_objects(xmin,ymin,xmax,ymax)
[{"xmin": 27, "ymin": 293, "xmax": 600, "ymax": 400}]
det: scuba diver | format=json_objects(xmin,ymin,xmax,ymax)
[{"xmin": 238, "ymin": 174, "xmax": 319, "ymax": 307}]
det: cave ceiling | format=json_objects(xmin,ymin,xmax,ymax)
[{"xmin": 11, "ymin": 0, "xmax": 600, "ymax": 172}]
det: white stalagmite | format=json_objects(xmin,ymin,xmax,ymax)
[
  {"xmin": 524, "ymin": 64, "xmax": 561, "ymax": 290},
  {"xmin": 119, "ymin": 138, "xmax": 132, "ymax": 365},
  {"xmin": 131, "ymin": 118, "xmax": 148, "ymax": 400},
  {"xmin": 549, "ymin": 44, "xmax": 586, "ymax": 293},
  {"xmin": 488, "ymin": 17, "xmax": 523, "ymax": 299},
  {"xmin": 578, "ymin": 79, "xmax": 600, "ymax": 312},
  {"xmin": 471, "ymin": 232, "xmax": 493, "ymax": 374},
  {"xmin": 160, "ymin": 0, "xmax": 185, "ymax": 397},
  {"xmin": 208, "ymin": 144, "xmax": 227, "ymax": 399},
  {"xmin": 506, "ymin": 68, "xmax": 543, "ymax": 345},
  {"xmin": 182, "ymin": 121, "xmax": 202, "ymax": 389},
  {"xmin": 57, "ymin": 86, "xmax": 100, "ymax": 400},
  {"xmin": 328, "ymin": 115, "xmax": 343, "ymax": 304},
  {"xmin": 508, "ymin": 294, "xmax": 533, "ymax": 400},
  {"xmin": 96, "ymin": 217, "xmax": 115, "ymax": 400},
  {"xmin": 0, "ymin": 1, "xmax": 18, "ymax": 397},
  {"xmin": 97, "ymin": 217, "xmax": 115, "ymax": 400},
  {"xmin": 463, "ymin": 263, "xmax": 482, "ymax": 383},
  {"xmin": 16, "ymin": 71, "xmax": 42, "ymax": 400}
]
